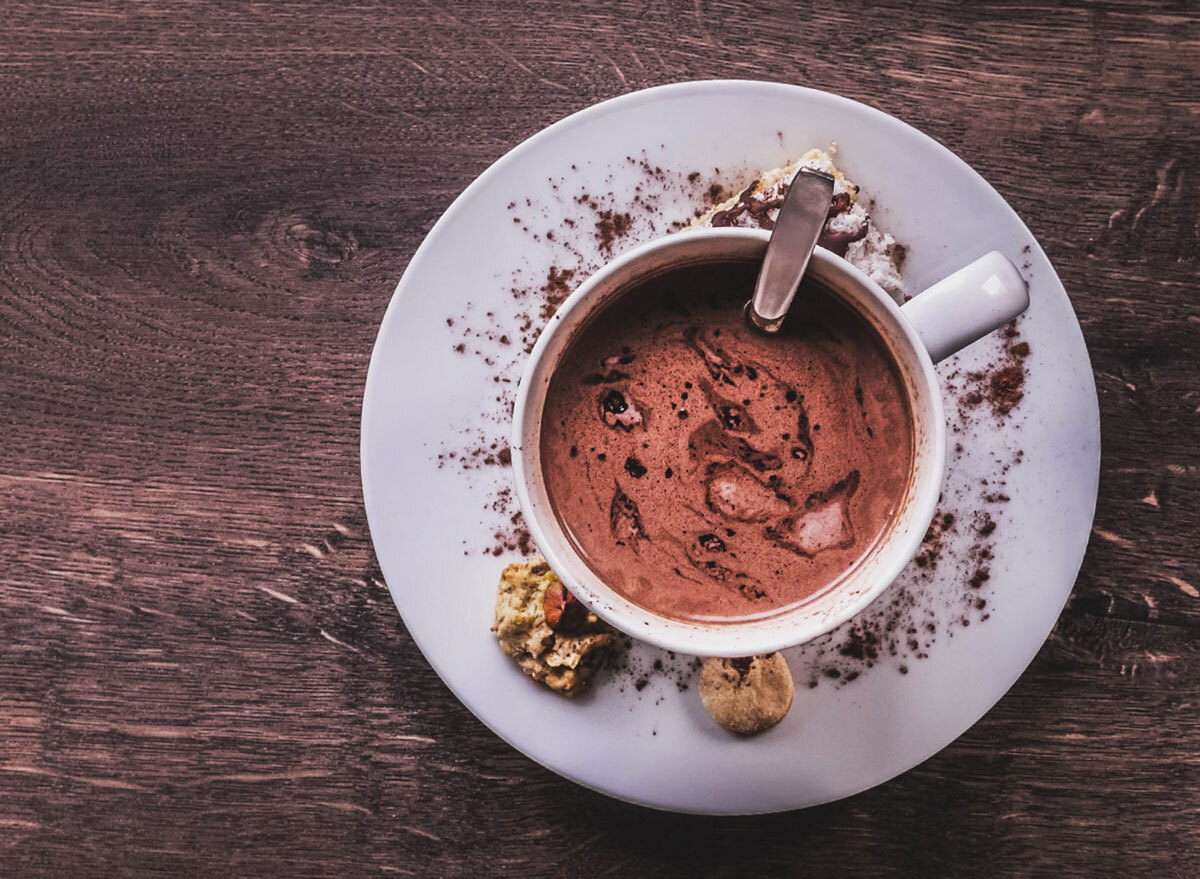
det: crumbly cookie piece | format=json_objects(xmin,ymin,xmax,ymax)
[
  {"xmin": 692, "ymin": 146, "xmax": 906, "ymax": 300},
  {"xmin": 699, "ymin": 653, "xmax": 795, "ymax": 735},
  {"xmin": 491, "ymin": 556, "xmax": 614, "ymax": 697}
]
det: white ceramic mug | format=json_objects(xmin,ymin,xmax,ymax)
[{"xmin": 511, "ymin": 228, "xmax": 1028, "ymax": 656}]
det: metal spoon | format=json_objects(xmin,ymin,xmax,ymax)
[{"xmin": 745, "ymin": 168, "xmax": 836, "ymax": 334}]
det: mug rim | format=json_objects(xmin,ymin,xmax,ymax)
[{"xmin": 511, "ymin": 227, "xmax": 946, "ymax": 656}]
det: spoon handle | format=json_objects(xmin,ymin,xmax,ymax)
[{"xmin": 746, "ymin": 168, "xmax": 835, "ymax": 334}]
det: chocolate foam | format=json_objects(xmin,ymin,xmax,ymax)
[{"xmin": 540, "ymin": 260, "xmax": 914, "ymax": 623}]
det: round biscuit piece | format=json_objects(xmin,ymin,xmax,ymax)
[{"xmin": 699, "ymin": 653, "xmax": 795, "ymax": 735}]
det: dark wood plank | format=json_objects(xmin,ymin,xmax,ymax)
[{"xmin": 1, "ymin": 1, "xmax": 1197, "ymax": 876}]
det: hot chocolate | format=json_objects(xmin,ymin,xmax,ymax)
[{"xmin": 540, "ymin": 260, "xmax": 914, "ymax": 623}]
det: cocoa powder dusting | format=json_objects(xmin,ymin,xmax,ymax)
[
  {"xmin": 953, "ymin": 322, "xmax": 1032, "ymax": 419},
  {"xmin": 539, "ymin": 266, "xmax": 577, "ymax": 322},
  {"xmin": 914, "ymin": 512, "xmax": 956, "ymax": 570},
  {"xmin": 595, "ymin": 209, "xmax": 633, "ymax": 255},
  {"xmin": 989, "ymin": 365, "xmax": 1025, "ymax": 415}
]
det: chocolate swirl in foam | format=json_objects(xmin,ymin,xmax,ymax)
[{"xmin": 540, "ymin": 260, "xmax": 914, "ymax": 623}]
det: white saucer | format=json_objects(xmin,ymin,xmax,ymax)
[{"xmin": 360, "ymin": 81, "xmax": 1100, "ymax": 814}]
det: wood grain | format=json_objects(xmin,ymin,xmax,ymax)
[{"xmin": 1, "ymin": 1, "xmax": 1198, "ymax": 875}]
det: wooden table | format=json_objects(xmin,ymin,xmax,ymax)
[{"xmin": 3, "ymin": 2, "xmax": 1197, "ymax": 875}]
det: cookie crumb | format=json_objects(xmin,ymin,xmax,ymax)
[
  {"xmin": 699, "ymin": 653, "xmax": 794, "ymax": 735},
  {"xmin": 491, "ymin": 557, "xmax": 614, "ymax": 697}
]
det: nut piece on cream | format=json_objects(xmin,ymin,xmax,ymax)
[
  {"xmin": 699, "ymin": 653, "xmax": 795, "ymax": 735},
  {"xmin": 491, "ymin": 556, "xmax": 614, "ymax": 697}
]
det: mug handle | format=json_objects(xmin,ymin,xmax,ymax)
[{"xmin": 900, "ymin": 251, "xmax": 1029, "ymax": 363}]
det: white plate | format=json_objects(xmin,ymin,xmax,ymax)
[{"xmin": 361, "ymin": 81, "xmax": 1100, "ymax": 814}]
